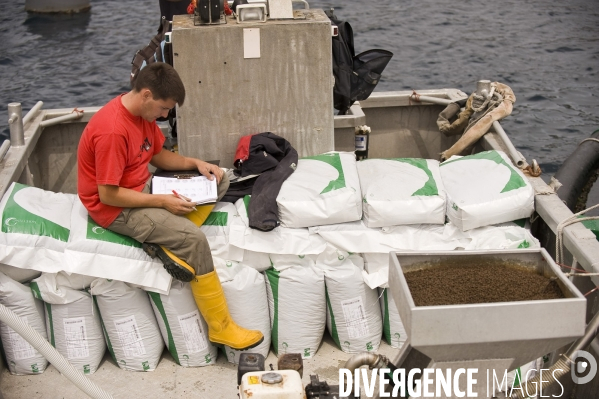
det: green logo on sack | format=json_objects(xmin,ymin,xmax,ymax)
[
  {"xmin": 304, "ymin": 348, "xmax": 311, "ymax": 357},
  {"xmin": 1, "ymin": 183, "xmax": 70, "ymax": 242},
  {"xmin": 203, "ymin": 211, "xmax": 228, "ymax": 226},
  {"xmin": 142, "ymin": 361, "xmax": 150, "ymax": 371},
  {"xmin": 303, "ymin": 153, "xmax": 346, "ymax": 194},
  {"xmin": 392, "ymin": 158, "xmax": 439, "ymax": 196},
  {"xmin": 205, "ymin": 354, "xmax": 212, "ymax": 364},
  {"xmin": 366, "ymin": 342, "xmax": 374, "ymax": 351},
  {"xmin": 452, "ymin": 203, "xmax": 459, "ymax": 211},
  {"xmin": 518, "ymin": 240, "xmax": 530, "ymax": 248},
  {"xmin": 31, "ymin": 363, "xmax": 39, "ymax": 373},
  {"xmin": 441, "ymin": 150, "xmax": 527, "ymax": 193},
  {"xmin": 86, "ymin": 216, "xmax": 141, "ymax": 248},
  {"xmin": 83, "ymin": 364, "xmax": 90, "ymax": 374}
]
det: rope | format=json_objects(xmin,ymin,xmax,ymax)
[
  {"xmin": 470, "ymin": 85, "xmax": 496, "ymax": 113},
  {"xmin": 71, "ymin": 108, "xmax": 84, "ymax": 117},
  {"xmin": 555, "ymin": 203, "xmax": 599, "ymax": 265},
  {"xmin": 523, "ymin": 163, "xmax": 542, "ymax": 177},
  {"xmin": 409, "ymin": 89, "xmax": 420, "ymax": 105}
]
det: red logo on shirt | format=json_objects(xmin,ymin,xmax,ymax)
[{"xmin": 139, "ymin": 138, "xmax": 152, "ymax": 158}]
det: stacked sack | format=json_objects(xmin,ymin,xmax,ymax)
[
  {"xmin": 317, "ymin": 245, "xmax": 382, "ymax": 354},
  {"xmin": 440, "ymin": 150, "xmax": 534, "ymax": 231},
  {"xmin": 265, "ymin": 254, "xmax": 325, "ymax": 359},
  {"xmin": 90, "ymin": 279, "xmax": 164, "ymax": 372},
  {"xmin": 231, "ymin": 196, "xmax": 326, "ymax": 271},
  {"xmin": 0, "ymin": 182, "xmax": 172, "ymax": 294},
  {"xmin": 0, "ymin": 272, "xmax": 48, "ymax": 375},
  {"xmin": 0, "ymin": 182, "xmax": 75, "ymax": 273},
  {"xmin": 30, "ymin": 272, "xmax": 105, "ymax": 374},
  {"xmin": 216, "ymin": 261, "xmax": 271, "ymax": 364},
  {"xmin": 148, "ymin": 281, "xmax": 217, "ymax": 367},
  {"xmin": 277, "ymin": 151, "xmax": 363, "ymax": 228}
]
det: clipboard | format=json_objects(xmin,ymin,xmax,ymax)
[{"xmin": 151, "ymin": 170, "xmax": 218, "ymax": 205}]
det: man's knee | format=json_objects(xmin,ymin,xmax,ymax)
[{"xmin": 217, "ymin": 172, "xmax": 230, "ymax": 201}]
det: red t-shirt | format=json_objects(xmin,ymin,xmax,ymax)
[{"xmin": 77, "ymin": 95, "xmax": 165, "ymax": 227}]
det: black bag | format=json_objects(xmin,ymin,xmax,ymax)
[
  {"xmin": 325, "ymin": 10, "xmax": 393, "ymax": 115},
  {"xmin": 130, "ymin": 17, "xmax": 178, "ymax": 134}
]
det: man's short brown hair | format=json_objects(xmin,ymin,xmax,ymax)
[{"xmin": 132, "ymin": 62, "xmax": 186, "ymax": 106}]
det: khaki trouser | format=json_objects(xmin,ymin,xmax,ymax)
[{"xmin": 108, "ymin": 173, "xmax": 229, "ymax": 276}]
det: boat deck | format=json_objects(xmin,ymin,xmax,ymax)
[{"xmin": 0, "ymin": 332, "xmax": 398, "ymax": 398}]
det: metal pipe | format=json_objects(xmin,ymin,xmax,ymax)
[
  {"xmin": 39, "ymin": 110, "xmax": 85, "ymax": 127},
  {"xmin": 0, "ymin": 140, "xmax": 10, "ymax": 163},
  {"xmin": 22, "ymin": 101, "xmax": 44, "ymax": 126},
  {"xmin": 344, "ymin": 352, "xmax": 388, "ymax": 372},
  {"xmin": 410, "ymin": 95, "xmax": 451, "ymax": 106},
  {"xmin": 292, "ymin": 0, "xmax": 310, "ymax": 9},
  {"xmin": 511, "ymin": 312, "xmax": 599, "ymax": 399},
  {"xmin": 7, "ymin": 103, "xmax": 25, "ymax": 147},
  {"xmin": 492, "ymin": 121, "xmax": 526, "ymax": 167}
]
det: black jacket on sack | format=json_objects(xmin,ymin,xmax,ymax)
[{"xmin": 229, "ymin": 132, "xmax": 298, "ymax": 232}]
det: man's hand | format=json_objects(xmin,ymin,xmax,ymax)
[
  {"xmin": 195, "ymin": 160, "xmax": 223, "ymax": 183},
  {"xmin": 163, "ymin": 194, "xmax": 197, "ymax": 215}
]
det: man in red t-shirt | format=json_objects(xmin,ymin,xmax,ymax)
[{"xmin": 77, "ymin": 62, "xmax": 262, "ymax": 351}]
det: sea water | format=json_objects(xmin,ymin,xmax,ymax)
[{"xmin": 0, "ymin": 0, "xmax": 598, "ymax": 187}]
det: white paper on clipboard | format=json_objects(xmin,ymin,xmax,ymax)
[{"xmin": 152, "ymin": 175, "xmax": 218, "ymax": 205}]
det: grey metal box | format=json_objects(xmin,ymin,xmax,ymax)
[
  {"xmin": 388, "ymin": 249, "xmax": 586, "ymax": 368},
  {"xmin": 172, "ymin": 10, "xmax": 334, "ymax": 167}
]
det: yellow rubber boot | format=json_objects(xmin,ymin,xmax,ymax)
[
  {"xmin": 142, "ymin": 243, "xmax": 195, "ymax": 282},
  {"xmin": 185, "ymin": 204, "xmax": 215, "ymax": 227},
  {"xmin": 190, "ymin": 271, "xmax": 264, "ymax": 350}
]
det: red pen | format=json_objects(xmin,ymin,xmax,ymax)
[{"xmin": 172, "ymin": 190, "xmax": 197, "ymax": 211}]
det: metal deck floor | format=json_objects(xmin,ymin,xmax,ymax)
[{"xmin": 0, "ymin": 333, "xmax": 399, "ymax": 398}]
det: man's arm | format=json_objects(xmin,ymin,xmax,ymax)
[
  {"xmin": 97, "ymin": 185, "xmax": 196, "ymax": 215},
  {"xmin": 150, "ymin": 148, "xmax": 223, "ymax": 183}
]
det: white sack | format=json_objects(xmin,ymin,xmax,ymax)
[
  {"xmin": 199, "ymin": 202, "xmax": 244, "ymax": 261},
  {"xmin": 443, "ymin": 222, "xmax": 541, "ymax": 250},
  {"xmin": 357, "ymin": 158, "xmax": 446, "ymax": 227},
  {"xmin": 379, "ymin": 288, "xmax": 407, "ymax": 349},
  {"xmin": 0, "ymin": 182, "xmax": 74, "ymax": 273},
  {"xmin": 231, "ymin": 197, "xmax": 326, "ymax": 255},
  {"xmin": 30, "ymin": 273, "xmax": 105, "ymax": 374},
  {"xmin": 265, "ymin": 255, "xmax": 325, "ymax": 358},
  {"xmin": 0, "ymin": 272, "xmax": 48, "ymax": 375},
  {"xmin": 362, "ymin": 253, "xmax": 391, "ymax": 289},
  {"xmin": 241, "ymin": 251, "xmax": 273, "ymax": 272},
  {"xmin": 0, "ymin": 263, "xmax": 40, "ymax": 283},
  {"xmin": 65, "ymin": 199, "xmax": 171, "ymax": 294},
  {"xmin": 440, "ymin": 150, "xmax": 534, "ymax": 231},
  {"xmin": 91, "ymin": 279, "xmax": 164, "ymax": 371},
  {"xmin": 310, "ymin": 221, "xmax": 466, "ymax": 254},
  {"xmin": 277, "ymin": 152, "xmax": 362, "ymax": 228},
  {"xmin": 147, "ymin": 281, "xmax": 217, "ymax": 367},
  {"xmin": 216, "ymin": 261, "xmax": 271, "ymax": 363},
  {"xmin": 317, "ymin": 246, "xmax": 382, "ymax": 354}
]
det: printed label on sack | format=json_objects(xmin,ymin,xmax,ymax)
[
  {"xmin": 4, "ymin": 316, "xmax": 36, "ymax": 360},
  {"xmin": 114, "ymin": 315, "xmax": 147, "ymax": 358},
  {"xmin": 178, "ymin": 310, "xmax": 208, "ymax": 354},
  {"xmin": 64, "ymin": 317, "xmax": 90, "ymax": 359},
  {"xmin": 341, "ymin": 296, "xmax": 370, "ymax": 339}
]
